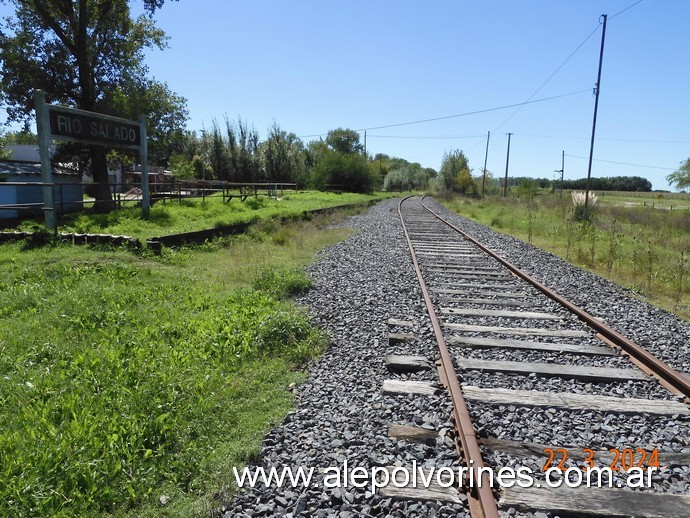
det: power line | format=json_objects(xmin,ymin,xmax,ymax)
[
  {"xmin": 492, "ymin": 23, "xmax": 602, "ymax": 132},
  {"xmin": 610, "ymin": 0, "xmax": 643, "ymax": 20},
  {"xmin": 366, "ymin": 134, "xmax": 485, "ymax": 140},
  {"xmin": 491, "ymin": 2, "xmax": 642, "ymax": 134},
  {"xmin": 297, "ymin": 89, "xmax": 591, "ymax": 139},
  {"xmin": 565, "ymin": 153, "xmax": 674, "ymax": 170},
  {"xmin": 514, "ymin": 134, "xmax": 690, "ymax": 144}
]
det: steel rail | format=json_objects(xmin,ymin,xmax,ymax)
[
  {"xmin": 420, "ymin": 196, "xmax": 690, "ymax": 399},
  {"xmin": 398, "ymin": 196, "xmax": 499, "ymax": 518}
]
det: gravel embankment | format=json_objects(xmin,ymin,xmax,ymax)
[
  {"xmin": 222, "ymin": 197, "xmax": 690, "ymax": 517},
  {"xmin": 221, "ymin": 198, "xmax": 468, "ymax": 517}
]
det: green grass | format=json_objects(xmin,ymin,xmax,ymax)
[
  {"xmin": 442, "ymin": 193, "xmax": 690, "ymax": 322},
  {"xmin": 17, "ymin": 190, "xmax": 393, "ymax": 240},
  {"xmin": 596, "ymin": 191, "xmax": 690, "ymax": 211},
  {"xmin": 0, "ymin": 210, "xmax": 357, "ymax": 517}
]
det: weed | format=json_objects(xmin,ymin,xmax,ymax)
[
  {"xmin": 605, "ymin": 219, "xmax": 620, "ymax": 274},
  {"xmin": 0, "ymin": 208, "xmax": 353, "ymax": 516},
  {"xmin": 673, "ymin": 250, "xmax": 688, "ymax": 310},
  {"xmin": 526, "ymin": 201, "xmax": 537, "ymax": 244},
  {"xmin": 440, "ymin": 192, "xmax": 690, "ymax": 321},
  {"xmin": 251, "ymin": 267, "xmax": 313, "ymax": 299}
]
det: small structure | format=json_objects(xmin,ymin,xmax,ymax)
[
  {"xmin": 0, "ymin": 161, "xmax": 83, "ymax": 222},
  {"xmin": 123, "ymin": 165, "xmax": 172, "ymax": 192}
]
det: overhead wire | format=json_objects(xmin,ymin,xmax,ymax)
[
  {"xmin": 299, "ymin": 0, "xmax": 647, "ymax": 159},
  {"xmin": 491, "ymin": 23, "xmax": 602, "ymax": 132},
  {"xmin": 297, "ymin": 89, "xmax": 590, "ymax": 139},
  {"xmin": 513, "ymin": 134, "xmax": 690, "ymax": 144},
  {"xmin": 609, "ymin": 0, "xmax": 643, "ymax": 20},
  {"xmin": 366, "ymin": 134, "xmax": 486, "ymax": 140},
  {"xmin": 565, "ymin": 153, "xmax": 674, "ymax": 170},
  {"xmin": 492, "ymin": 0, "xmax": 642, "ymax": 132}
]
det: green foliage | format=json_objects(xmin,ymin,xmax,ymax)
[
  {"xmin": 559, "ymin": 175, "xmax": 652, "ymax": 192},
  {"xmin": 453, "ymin": 167, "xmax": 477, "ymax": 195},
  {"xmin": 251, "ymin": 266, "xmax": 313, "ymax": 299},
  {"xmin": 24, "ymin": 190, "xmax": 385, "ymax": 240},
  {"xmin": 197, "ymin": 116, "xmax": 262, "ymax": 181},
  {"xmin": 666, "ymin": 158, "xmax": 690, "ymax": 191},
  {"xmin": 383, "ymin": 162, "xmax": 430, "ymax": 191},
  {"xmin": 442, "ymin": 193, "xmax": 690, "ymax": 321},
  {"xmin": 107, "ymin": 78, "xmax": 189, "ymax": 165},
  {"xmin": 263, "ymin": 121, "xmax": 309, "ymax": 186},
  {"xmin": 168, "ymin": 153, "xmax": 195, "ymax": 180},
  {"xmin": 1, "ymin": 128, "xmax": 38, "ymax": 145},
  {"xmin": 312, "ymin": 151, "xmax": 377, "ymax": 193},
  {"xmin": 439, "ymin": 149, "xmax": 471, "ymax": 193},
  {"xmin": 0, "ymin": 130, "xmax": 9, "ymax": 160},
  {"xmin": 0, "ymin": 1, "xmax": 170, "ymax": 121},
  {"xmin": 517, "ymin": 178, "xmax": 539, "ymax": 200},
  {"xmin": 325, "ymin": 128, "xmax": 364, "ymax": 154},
  {"xmin": 0, "ymin": 210, "xmax": 348, "ymax": 516}
]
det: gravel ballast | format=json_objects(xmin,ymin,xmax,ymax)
[
  {"xmin": 221, "ymin": 199, "xmax": 468, "ymax": 517},
  {"xmin": 221, "ymin": 197, "xmax": 690, "ymax": 517}
]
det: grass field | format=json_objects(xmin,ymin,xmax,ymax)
[
  {"xmin": 17, "ymin": 190, "xmax": 392, "ymax": 240},
  {"xmin": 442, "ymin": 192, "xmax": 690, "ymax": 322},
  {"xmin": 0, "ymin": 207, "xmax": 359, "ymax": 517},
  {"xmin": 596, "ymin": 191, "xmax": 690, "ymax": 211}
]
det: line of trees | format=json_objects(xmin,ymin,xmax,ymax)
[
  {"xmin": 475, "ymin": 174, "xmax": 653, "ymax": 194},
  {"xmin": 0, "ymin": 0, "xmax": 188, "ymax": 212},
  {"xmin": 1, "ymin": 1, "xmax": 677, "ymax": 213},
  {"xmin": 165, "ymin": 125, "xmax": 382, "ymax": 193}
]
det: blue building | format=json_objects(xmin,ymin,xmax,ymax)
[{"xmin": 0, "ymin": 161, "xmax": 83, "ymax": 222}]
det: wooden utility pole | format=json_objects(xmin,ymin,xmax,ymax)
[
  {"xmin": 555, "ymin": 150, "xmax": 565, "ymax": 199},
  {"xmin": 585, "ymin": 14, "xmax": 608, "ymax": 211},
  {"xmin": 503, "ymin": 132, "xmax": 512, "ymax": 197},
  {"xmin": 481, "ymin": 131, "xmax": 490, "ymax": 197},
  {"xmin": 364, "ymin": 130, "xmax": 367, "ymax": 160}
]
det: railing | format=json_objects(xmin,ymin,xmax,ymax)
[{"xmin": 0, "ymin": 180, "xmax": 298, "ymax": 224}]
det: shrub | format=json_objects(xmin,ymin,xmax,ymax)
[
  {"xmin": 251, "ymin": 267, "xmax": 313, "ymax": 299},
  {"xmin": 571, "ymin": 191, "xmax": 598, "ymax": 221}
]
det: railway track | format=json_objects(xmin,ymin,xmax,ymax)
[{"xmin": 386, "ymin": 196, "xmax": 690, "ymax": 517}]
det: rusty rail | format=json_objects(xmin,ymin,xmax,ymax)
[
  {"xmin": 420, "ymin": 195, "xmax": 690, "ymax": 399},
  {"xmin": 398, "ymin": 196, "xmax": 499, "ymax": 518}
]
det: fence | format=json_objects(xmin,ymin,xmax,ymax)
[{"xmin": 0, "ymin": 180, "xmax": 298, "ymax": 225}]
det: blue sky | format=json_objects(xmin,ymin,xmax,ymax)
[{"xmin": 3, "ymin": 1, "xmax": 689, "ymax": 189}]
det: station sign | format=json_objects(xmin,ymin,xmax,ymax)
[
  {"xmin": 34, "ymin": 90, "xmax": 150, "ymax": 229},
  {"xmin": 47, "ymin": 105, "xmax": 142, "ymax": 150}
]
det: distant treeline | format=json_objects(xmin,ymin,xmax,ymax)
[{"xmin": 505, "ymin": 175, "xmax": 653, "ymax": 192}]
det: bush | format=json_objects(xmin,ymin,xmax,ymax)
[
  {"xmin": 311, "ymin": 151, "xmax": 377, "ymax": 193},
  {"xmin": 251, "ymin": 267, "xmax": 313, "ymax": 299}
]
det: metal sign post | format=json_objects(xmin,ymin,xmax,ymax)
[
  {"xmin": 34, "ymin": 89, "xmax": 150, "ymax": 229},
  {"xmin": 139, "ymin": 116, "xmax": 150, "ymax": 219},
  {"xmin": 34, "ymin": 91, "xmax": 56, "ymax": 230}
]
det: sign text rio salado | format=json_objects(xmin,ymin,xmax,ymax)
[{"xmin": 47, "ymin": 106, "xmax": 142, "ymax": 149}]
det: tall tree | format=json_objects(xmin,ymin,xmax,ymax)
[
  {"xmin": 439, "ymin": 149, "xmax": 471, "ymax": 192},
  {"xmin": 108, "ymin": 77, "xmax": 188, "ymax": 165},
  {"xmin": 263, "ymin": 121, "xmax": 306, "ymax": 184},
  {"xmin": 325, "ymin": 128, "xmax": 364, "ymax": 155},
  {"xmin": 0, "ymin": 0, "xmax": 182, "ymax": 212},
  {"xmin": 667, "ymin": 158, "xmax": 690, "ymax": 191},
  {"xmin": 0, "ymin": 129, "xmax": 10, "ymax": 159}
]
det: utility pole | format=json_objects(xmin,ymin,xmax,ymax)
[
  {"xmin": 585, "ymin": 14, "xmax": 607, "ymax": 212},
  {"xmin": 364, "ymin": 130, "xmax": 367, "ymax": 161},
  {"xmin": 481, "ymin": 131, "xmax": 490, "ymax": 197},
  {"xmin": 555, "ymin": 150, "xmax": 564, "ymax": 199},
  {"xmin": 503, "ymin": 132, "xmax": 512, "ymax": 197}
]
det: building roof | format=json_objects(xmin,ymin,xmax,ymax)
[{"xmin": 0, "ymin": 160, "xmax": 77, "ymax": 176}]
